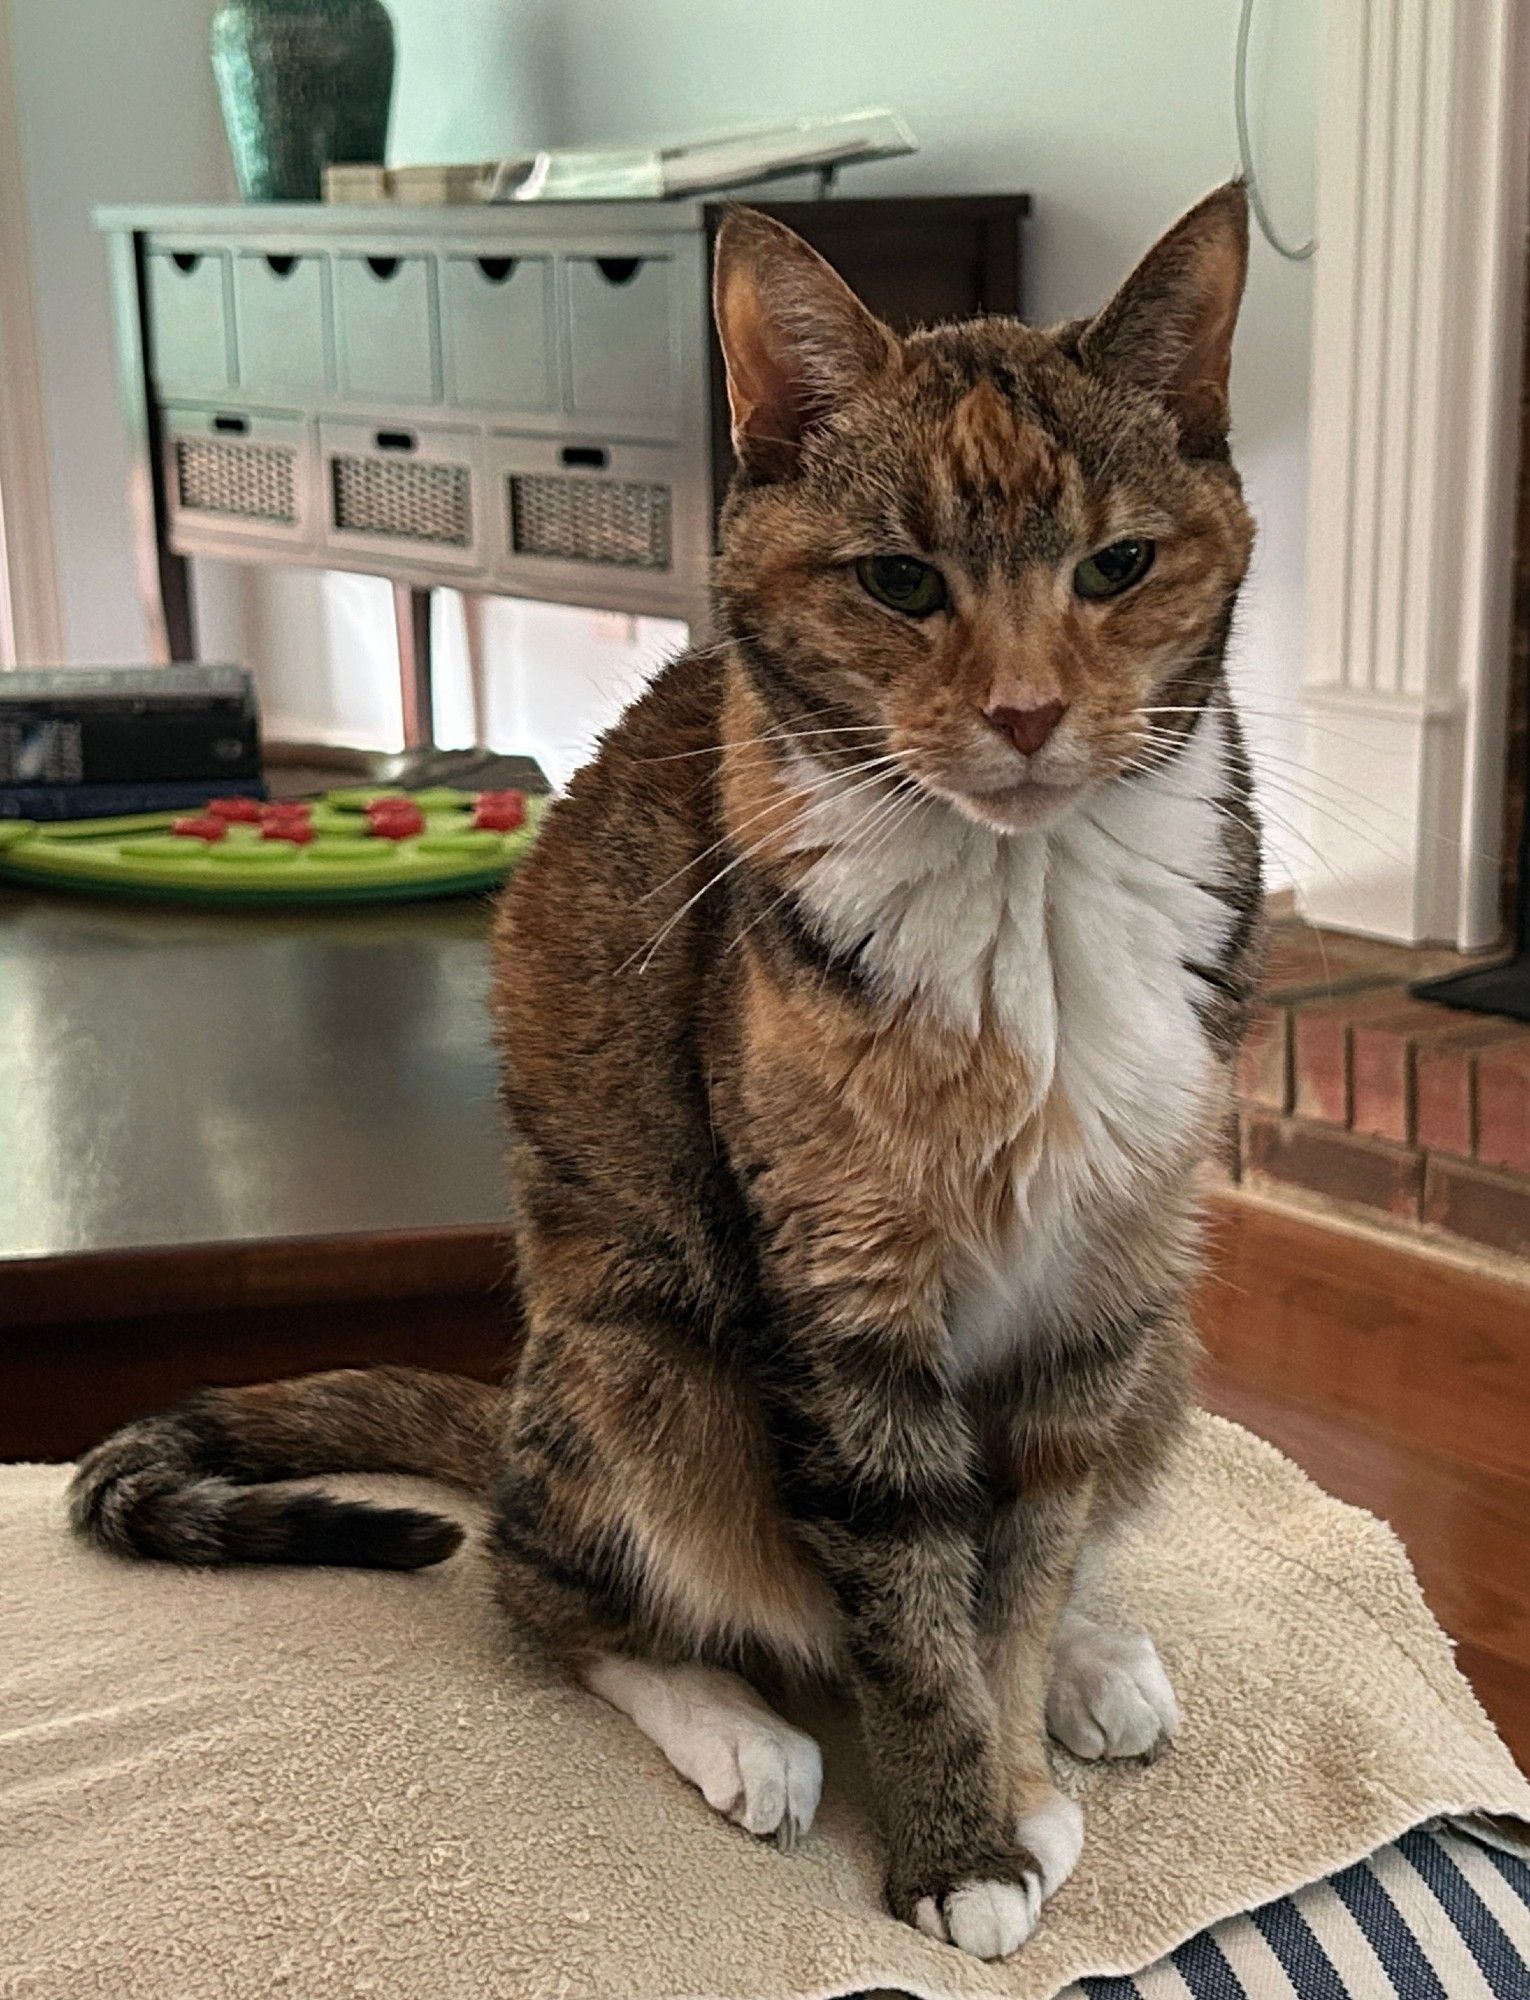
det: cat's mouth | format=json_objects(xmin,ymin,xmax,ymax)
[{"xmin": 938, "ymin": 773, "xmax": 1087, "ymax": 833}]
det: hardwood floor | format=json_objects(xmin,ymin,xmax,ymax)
[{"xmin": 1197, "ymin": 1189, "xmax": 1530, "ymax": 1768}]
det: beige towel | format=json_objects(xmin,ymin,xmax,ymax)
[{"xmin": 2, "ymin": 1414, "xmax": 1526, "ymax": 2000}]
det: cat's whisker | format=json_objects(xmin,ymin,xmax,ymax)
[
  {"xmin": 637, "ymin": 723, "xmax": 885, "ymax": 767},
  {"xmin": 1134, "ymin": 726, "xmax": 1440, "ymax": 873},
  {"xmin": 623, "ymin": 758, "xmax": 910, "ymax": 973},
  {"xmin": 1241, "ymin": 749, "xmax": 1489, "ymax": 861},
  {"xmin": 1121, "ymin": 761, "xmax": 1346, "ymax": 892},
  {"xmin": 1142, "ymin": 705, "xmax": 1404, "ymax": 756},
  {"xmin": 724, "ymin": 775, "xmax": 921, "ymax": 961},
  {"xmin": 636, "ymin": 752, "xmax": 907, "ymax": 909}
]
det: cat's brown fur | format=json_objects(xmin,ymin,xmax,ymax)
[{"xmin": 71, "ymin": 185, "xmax": 1262, "ymax": 1959}]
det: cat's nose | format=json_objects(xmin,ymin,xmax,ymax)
[{"xmin": 984, "ymin": 700, "xmax": 1068, "ymax": 757}]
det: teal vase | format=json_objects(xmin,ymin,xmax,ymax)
[{"xmin": 211, "ymin": 0, "xmax": 395, "ymax": 202}]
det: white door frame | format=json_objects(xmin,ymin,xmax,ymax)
[
  {"xmin": 0, "ymin": 0, "xmax": 63, "ymax": 667},
  {"xmin": 1297, "ymin": 0, "xmax": 1530, "ymax": 947}
]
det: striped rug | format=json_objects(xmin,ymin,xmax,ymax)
[{"xmin": 1060, "ymin": 1826, "xmax": 1530, "ymax": 1999}]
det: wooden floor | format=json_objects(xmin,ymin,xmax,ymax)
[{"xmin": 1197, "ymin": 1190, "xmax": 1530, "ymax": 1768}]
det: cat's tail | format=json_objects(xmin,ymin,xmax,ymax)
[{"xmin": 68, "ymin": 1367, "xmax": 504, "ymax": 1570}]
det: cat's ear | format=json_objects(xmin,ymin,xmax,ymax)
[
  {"xmin": 1078, "ymin": 182, "xmax": 1249, "ymax": 454},
  {"xmin": 713, "ymin": 208, "xmax": 900, "ymax": 477}
]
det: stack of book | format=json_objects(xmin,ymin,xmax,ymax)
[
  {"xmin": 0, "ymin": 666, "xmax": 264, "ymax": 821},
  {"xmin": 324, "ymin": 164, "xmax": 492, "ymax": 205}
]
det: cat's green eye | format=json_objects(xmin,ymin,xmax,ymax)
[
  {"xmin": 855, "ymin": 554, "xmax": 948, "ymax": 618},
  {"xmin": 1073, "ymin": 538, "xmax": 1156, "ymax": 601}
]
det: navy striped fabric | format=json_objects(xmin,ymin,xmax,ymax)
[{"xmin": 1063, "ymin": 1823, "xmax": 1530, "ymax": 2000}]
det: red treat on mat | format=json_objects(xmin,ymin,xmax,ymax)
[
  {"xmin": 262, "ymin": 822, "xmax": 315, "ymax": 846},
  {"xmin": 170, "ymin": 816, "xmax": 228, "ymax": 843},
  {"xmin": 367, "ymin": 804, "xmax": 426, "ymax": 839},
  {"xmin": 473, "ymin": 790, "xmax": 526, "ymax": 832},
  {"xmin": 206, "ymin": 796, "xmax": 263, "ymax": 823}
]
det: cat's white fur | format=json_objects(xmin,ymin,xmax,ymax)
[
  {"xmin": 789, "ymin": 706, "xmax": 1235, "ymax": 1381},
  {"xmin": 582, "ymin": 1655, "xmax": 823, "ymax": 1845},
  {"xmin": 913, "ymin": 1793, "xmax": 1084, "ymax": 1958}
]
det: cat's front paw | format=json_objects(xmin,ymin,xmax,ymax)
[
  {"xmin": 913, "ymin": 1877, "xmax": 1040, "ymax": 1960},
  {"xmin": 898, "ymin": 1791, "xmax": 1082, "ymax": 1960},
  {"xmin": 1047, "ymin": 1612, "xmax": 1179, "ymax": 1760}
]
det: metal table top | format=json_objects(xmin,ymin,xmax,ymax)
[{"xmin": 0, "ymin": 888, "xmax": 507, "ymax": 1264}]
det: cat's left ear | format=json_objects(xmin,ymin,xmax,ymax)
[
  {"xmin": 1078, "ymin": 181, "xmax": 1249, "ymax": 455},
  {"xmin": 713, "ymin": 208, "xmax": 900, "ymax": 478}
]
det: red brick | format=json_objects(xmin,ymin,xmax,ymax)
[
  {"xmin": 1349, "ymin": 998, "xmax": 1470, "ymax": 1145},
  {"xmin": 1241, "ymin": 1111, "xmax": 1424, "ymax": 1221},
  {"xmin": 1475, "ymin": 1043, "xmax": 1530, "ymax": 1174},
  {"xmin": 1287, "ymin": 990, "xmax": 1465, "ymax": 1137},
  {"xmin": 1416, "ymin": 1023, "xmax": 1525, "ymax": 1157},
  {"xmin": 1418, "ymin": 1039, "xmax": 1479, "ymax": 1157},
  {"xmin": 1424, "ymin": 1154, "xmax": 1530, "ymax": 1257},
  {"xmin": 1290, "ymin": 988, "xmax": 1404, "ymax": 1128},
  {"xmin": 1291, "ymin": 997, "xmax": 1353, "ymax": 1125},
  {"xmin": 1238, "ymin": 1004, "xmax": 1290, "ymax": 1112}
]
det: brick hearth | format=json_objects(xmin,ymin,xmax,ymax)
[{"xmin": 1230, "ymin": 923, "xmax": 1530, "ymax": 1259}]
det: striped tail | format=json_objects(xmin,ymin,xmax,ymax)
[{"xmin": 69, "ymin": 1367, "xmax": 504, "ymax": 1570}]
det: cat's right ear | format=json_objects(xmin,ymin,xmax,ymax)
[{"xmin": 713, "ymin": 209, "xmax": 899, "ymax": 478}]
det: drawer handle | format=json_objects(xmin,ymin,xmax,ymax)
[
  {"xmin": 366, "ymin": 256, "xmax": 402, "ymax": 281},
  {"xmin": 594, "ymin": 257, "xmax": 643, "ymax": 286},
  {"xmin": 170, "ymin": 252, "xmax": 203, "ymax": 276},
  {"xmin": 213, "ymin": 414, "xmax": 250, "ymax": 436},
  {"xmin": 374, "ymin": 429, "xmax": 417, "ymax": 452},
  {"xmin": 477, "ymin": 256, "xmax": 517, "ymax": 283},
  {"xmin": 560, "ymin": 445, "xmax": 608, "ymax": 470},
  {"xmin": 265, "ymin": 254, "xmax": 299, "ymax": 278}
]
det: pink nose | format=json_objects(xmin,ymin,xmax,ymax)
[{"xmin": 985, "ymin": 701, "xmax": 1068, "ymax": 757}]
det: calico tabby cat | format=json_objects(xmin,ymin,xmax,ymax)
[{"xmin": 71, "ymin": 184, "xmax": 1262, "ymax": 1960}]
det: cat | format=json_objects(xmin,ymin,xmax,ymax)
[{"xmin": 70, "ymin": 183, "xmax": 1262, "ymax": 1961}]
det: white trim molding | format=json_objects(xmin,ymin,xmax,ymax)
[
  {"xmin": 0, "ymin": 0, "xmax": 63, "ymax": 667},
  {"xmin": 1299, "ymin": 0, "xmax": 1530, "ymax": 947}
]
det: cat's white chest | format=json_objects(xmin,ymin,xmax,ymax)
[{"xmin": 795, "ymin": 711, "xmax": 1237, "ymax": 1379}]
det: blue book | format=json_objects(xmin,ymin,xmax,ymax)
[{"xmin": 0, "ymin": 780, "xmax": 266, "ymax": 823}]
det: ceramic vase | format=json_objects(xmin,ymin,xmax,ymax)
[{"xmin": 211, "ymin": 0, "xmax": 395, "ymax": 202}]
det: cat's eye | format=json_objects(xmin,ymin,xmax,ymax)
[
  {"xmin": 1073, "ymin": 538, "xmax": 1156, "ymax": 601},
  {"xmin": 855, "ymin": 554, "xmax": 948, "ymax": 618}
]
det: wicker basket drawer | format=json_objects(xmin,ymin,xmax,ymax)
[
  {"xmin": 320, "ymin": 420, "xmax": 483, "ymax": 571},
  {"xmin": 488, "ymin": 435, "xmax": 696, "ymax": 613},
  {"xmin": 162, "ymin": 407, "xmax": 316, "ymax": 553}
]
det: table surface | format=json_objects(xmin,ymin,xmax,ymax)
[{"xmin": 0, "ymin": 885, "xmax": 508, "ymax": 1265}]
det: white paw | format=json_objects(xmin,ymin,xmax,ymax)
[
  {"xmin": 915, "ymin": 1878, "xmax": 1040, "ymax": 1960},
  {"xmin": 1015, "ymin": 1790, "xmax": 1084, "ymax": 1894},
  {"xmin": 1047, "ymin": 1611, "xmax": 1179, "ymax": 1761},
  {"xmin": 583, "ymin": 1654, "xmax": 823, "ymax": 1849},
  {"xmin": 690, "ymin": 1710, "xmax": 823, "ymax": 1848},
  {"xmin": 910, "ymin": 1793, "xmax": 1080, "ymax": 1960}
]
